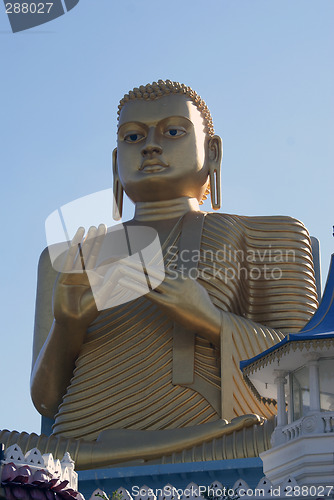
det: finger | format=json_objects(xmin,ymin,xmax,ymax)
[
  {"xmin": 145, "ymin": 288, "xmax": 174, "ymax": 306},
  {"xmin": 85, "ymin": 224, "xmax": 107, "ymax": 270},
  {"xmin": 103, "ymin": 258, "xmax": 153, "ymax": 283},
  {"xmin": 91, "ymin": 263, "xmax": 122, "ymax": 298},
  {"xmin": 118, "ymin": 269, "xmax": 174, "ymax": 304},
  {"xmin": 118, "ymin": 257, "xmax": 167, "ymax": 283},
  {"xmin": 74, "ymin": 226, "xmax": 98, "ymax": 271},
  {"xmin": 116, "ymin": 265, "xmax": 171, "ymax": 297},
  {"xmin": 118, "ymin": 277, "xmax": 150, "ymax": 297},
  {"xmin": 148, "ymin": 271, "xmax": 184, "ymax": 293},
  {"xmin": 162, "ymin": 267, "xmax": 179, "ymax": 279},
  {"xmin": 82, "ymin": 277, "xmax": 126, "ymax": 313},
  {"xmin": 124, "ymin": 261, "xmax": 180, "ymax": 294},
  {"xmin": 150, "ymin": 280, "xmax": 173, "ymax": 294},
  {"xmin": 90, "ymin": 262, "xmax": 131, "ymax": 306},
  {"xmin": 62, "ymin": 227, "xmax": 85, "ymax": 273},
  {"xmin": 119, "ymin": 265, "xmax": 151, "ymax": 287}
]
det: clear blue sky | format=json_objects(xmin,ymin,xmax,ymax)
[{"xmin": 1, "ymin": 0, "xmax": 333, "ymax": 434}]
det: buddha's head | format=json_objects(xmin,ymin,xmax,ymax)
[{"xmin": 113, "ymin": 80, "xmax": 222, "ymax": 218}]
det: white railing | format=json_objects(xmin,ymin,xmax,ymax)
[
  {"xmin": 282, "ymin": 421, "xmax": 302, "ymax": 441},
  {"xmin": 273, "ymin": 410, "xmax": 334, "ymax": 446},
  {"xmin": 322, "ymin": 413, "xmax": 334, "ymax": 433}
]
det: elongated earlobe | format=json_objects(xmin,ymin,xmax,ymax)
[
  {"xmin": 209, "ymin": 168, "xmax": 221, "ymax": 210},
  {"xmin": 112, "ymin": 148, "xmax": 123, "ymax": 220},
  {"xmin": 208, "ymin": 136, "xmax": 222, "ymax": 210}
]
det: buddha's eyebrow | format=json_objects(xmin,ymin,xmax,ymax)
[
  {"xmin": 118, "ymin": 116, "xmax": 193, "ymax": 133},
  {"xmin": 158, "ymin": 116, "xmax": 193, "ymax": 128},
  {"xmin": 117, "ymin": 121, "xmax": 146, "ymax": 134}
]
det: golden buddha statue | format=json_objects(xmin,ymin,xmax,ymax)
[{"xmin": 0, "ymin": 80, "xmax": 318, "ymax": 469}]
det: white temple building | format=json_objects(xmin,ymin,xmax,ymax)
[{"xmin": 241, "ymin": 253, "xmax": 334, "ymax": 487}]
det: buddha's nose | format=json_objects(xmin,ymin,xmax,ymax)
[
  {"xmin": 141, "ymin": 129, "xmax": 162, "ymax": 156},
  {"xmin": 141, "ymin": 144, "xmax": 163, "ymax": 156}
]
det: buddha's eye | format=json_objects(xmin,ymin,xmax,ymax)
[
  {"xmin": 164, "ymin": 128, "xmax": 186, "ymax": 138},
  {"xmin": 124, "ymin": 133, "xmax": 144, "ymax": 143}
]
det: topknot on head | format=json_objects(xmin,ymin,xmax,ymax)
[{"xmin": 117, "ymin": 80, "xmax": 214, "ymax": 137}]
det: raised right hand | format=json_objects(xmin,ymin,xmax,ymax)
[{"xmin": 53, "ymin": 224, "xmax": 107, "ymax": 329}]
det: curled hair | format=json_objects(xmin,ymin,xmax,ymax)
[{"xmin": 118, "ymin": 79, "xmax": 214, "ymax": 137}]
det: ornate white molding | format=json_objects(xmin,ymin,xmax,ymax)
[{"xmin": 1, "ymin": 443, "xmax": 78, "ymax": 490}]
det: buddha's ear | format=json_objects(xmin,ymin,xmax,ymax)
[
  {"xmin": 208, "ymin": 135, "xmax": 222, "ymax": 210},
  {"xmin": 112, "ymin": 148, "xmax": 123, "ymax": 221}
]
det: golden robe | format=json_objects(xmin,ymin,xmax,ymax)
[{"xmin": 41, "ymin": 213, "xmax": 318, "ymax": 441}]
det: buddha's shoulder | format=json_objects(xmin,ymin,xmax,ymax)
[{"xmin": 205, "ymin": 212, "xmax": 309, "ymax": 236}]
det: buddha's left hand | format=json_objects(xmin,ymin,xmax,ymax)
[{"xmin": 117, "ymin": 263, "xmax": 221, "ymax": 346}]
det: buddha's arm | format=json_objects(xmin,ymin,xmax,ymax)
[
  {"xmin": 31, "ymin": 321, "xmax": 87, "ymax": 418},
  {"xmin": 145, "ymin": 275, "xmax": 283, "ymax": 351},
  {"xmin": 30, "ymin": 247, "xmax": 89, "ymax": 418},
  {"xmin": 31, "ymin": 247, "xmax": 61, "ymax": 417},
  {"xmin": 121, "ymin": 263, "xmax": 281, "ymax": 346},
  {"xmin": 31, "ymin": 226, "xmax": 107, "ymax": 418},
  {"xmin": 0, "ymin": 415, "xmax": 269, "ymax": 469}
]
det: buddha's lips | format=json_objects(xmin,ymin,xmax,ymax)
[{"xmin": 139, "ymin": 160, "xmax": 169, "ymax": 171}]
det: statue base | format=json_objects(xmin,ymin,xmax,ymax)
[{"xmin": 78, "ymin": 458, "xmax": 264, "ymax": 499}]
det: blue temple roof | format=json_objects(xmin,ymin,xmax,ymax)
[{"xmin": 240, "ymin": 253, "xmax": 334, "ymax": 374}]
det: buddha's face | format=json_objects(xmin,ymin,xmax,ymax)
[{"xmin": 116, "ymin": 94, "xmax": 211, "ymax": 203}]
